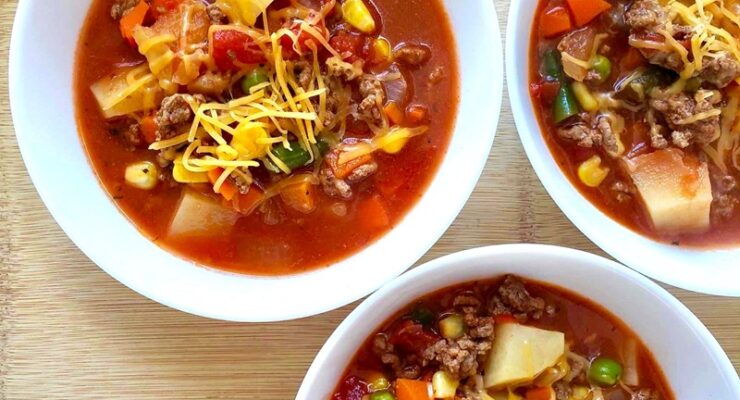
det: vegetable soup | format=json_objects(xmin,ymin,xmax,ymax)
[
  {"xmin": 75, "ymin": 0, "xmax": 458, "ymax": 274},
  {"xmin": 332, "ymin": 276, "xmax": 673, "ymax": 400},
  {"xmin": 530, "ymin": 0, "xmax": 740, "ymax": 246}
]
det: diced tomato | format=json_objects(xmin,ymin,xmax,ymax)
[
  {"xmin": 389, "ymin": 320, "xmax": 440, "ymax": 354},
  {"xmin": 210, "ymin": 28, "xmax": 266, "ymax": 71},
  {"xmin": 621, "ymin": 47, "xmax": 646, "ymax": 70},
  {"xmin": 332, "ymin": 376, "xmax": 369, "ymax": 400},
  {"xmin": 329, "ymin": 30, "xmax": 369, "ymax": 63},
  {"xmin": 150, "ymin": 0, "xmax": 184, "ymax": 18},
  {"xmin": 530, "ymin": 80, "xmax": 561, "ymax": 104},
  {"xmin": 280, "ymin": 22, "xmax": 329, "ymax": 60}
]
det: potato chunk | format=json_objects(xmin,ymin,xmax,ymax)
[
  {"xmin": 90, "ymin": 67, "xmax": 163, "ymax": 119},
  {"xmin": 483, "ymin": 323, "xmax": 565, "ymax": 389},
  {"xmin": 168, "ymin": 189, "xmax": 239, "ymax": 238},
  {"xmin": 623, "ymin": 149, "xmax": 712, "ymax": 234}
]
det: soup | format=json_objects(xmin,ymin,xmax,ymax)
[
  {"xmin": 332, "ymin": 275, "xmax": 673, "ymax": 400},
  {"xmin": 529, "ymin": 0, "xmax": 740, "ymax": 246},
  {"xmin": 75, "ymin": 0, "xmax": 458, "ymax": 275}
]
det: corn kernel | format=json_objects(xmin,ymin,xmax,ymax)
[
  {"xmin": 232, "ymin": 123, "xmax": 269, "ymax": 158},
  {"xmin": 439, "ymin": 314, "xmax": 465, "ymax": 339},
  {"xmin": 569, "ymin": 386, "xmax": 590, "ymax": 400},
  {"xmin": 376, "ymin": 128, "xmax": 414, "ymax": 154},
  {"xmin": 217, "ymin": 144, "xmax": 239, "ymax": 161},
  {"xmin": 578, "ymin": 155, "xmax": 610, "ymax": 188},
  {"xmin": 432, "ymin": 370, "xmax": 459, "ymax": 399},
  {"xmin": 572, "ymin": 82, "xmax": 599, "ymax": 112},
  {"xmin": 341, "ymin": 0, "xmax": 376, "ymax": 33},
  {"xmin": 372, "ymin": 37, "xmax": 392, "ymax": 64},
  {"xmin": 366, "ymin": 372, "xmax": 389, "ymax": 391},
  {"xmin": 125, "ymin": 161, "xmax": 158, "ymax": 190},
  {"xmin": 173, "ymin": 157, "xmax": 209, "ymax": 184}
]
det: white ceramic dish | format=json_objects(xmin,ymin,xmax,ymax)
[
  {"xmin": 506, "ymin": 1, "xmax": 740, "ymax": 296},
  {"xmin": 9, "ymin": 0, "xmax": 503, "ymax": 321},
  {"xmin": 297, "ymin": 244, "xmax": 740, "ymax": 399}
]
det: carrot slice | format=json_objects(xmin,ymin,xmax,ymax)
[
  {"xmin": 565, "ymin": 0, "xmax": 611, "ymax": 27},
  {"xmin": 405, "ymin": 104, "xmax": 429, "ymax": 126},
  {"xmin": 540, "ymin": 6, "xmax": 573, "ymax": 38},
  {"xmin": 396, "ymin": 379, "xmax": 431, "ymax": 400},
  {"xmin": 207, "ymin": 168, "xmax": 238, "ymax": 201},
  {"xmin": 330, "ymin": 153, "xmax": 374, "ymax": 180},
  {"xmin": 357, "ymin": 194, "xmax": 390, "ymax": 231},
  {"xmin": 233, "ymin": 186, "xmax": 264, "ymax": 214},
  {"xmin": 384, "ymin": 102, "xmax": 405, "ymax": 125},
  {"xmin": 140, "ymin": 115, "xmax": 158, "ymax": 144},
  {"xmin": 280, "ymin": 181, "xmax": 317, "ymax": 214},
  {"xmin": 120, "ymin": 0, "xmax": 149, "ymax": 46},
  {"xmin": 526, "ymin": 386, "xmax": 553, "ymax": 400}
]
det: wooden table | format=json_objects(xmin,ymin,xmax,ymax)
[{"xmin": 0, "ymin": 1, "xmax": 737, "ymax": 398}]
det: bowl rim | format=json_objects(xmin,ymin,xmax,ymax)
[
  {"xmin": 505, "ymin": 1, "xmax": 740, "ymax": 297},
  {"xmin": 8, "ymin": 0, "xmax": 504, "ymax": 321},
  {"xmin": 296, "ymin": 244, "xmax": 740, "ymax": 399}
]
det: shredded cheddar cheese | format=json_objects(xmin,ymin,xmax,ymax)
[
  {"xmin": 663, "ymin": 0, "xmax": 740, "ymax": 81},
  {"xmin": 147, "ymin": 23, "xmax": 337, "ymax": 192}
]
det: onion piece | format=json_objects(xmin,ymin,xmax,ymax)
[
  {"xmin": 622, "ymin": 338, "xmax": 640, "ymax": 386},
  {"xmin": 377, "ymin": 64, "xmax": 410, "ymax": 105},
  {"xmin": 591, "ymin": 387, "xmax": 606, "ymax": 400}
]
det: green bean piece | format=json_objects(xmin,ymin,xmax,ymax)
[
  {"xmin": 262, "ymin": 158, "xmax": 281, "ymax": 174},
  {"xmin": 591, "ymin": 55, "xmax": 612, "ymax": 83},
  {"xmin": 369, "ymin": 391, "xmax": 396, "ymax": 400},
  {"xmin": 316, "ymin": 138, "xmax": 330, "ymax": 157},
  {"xmin": 684, "ymin": 77, "xmax": 702, "ymax": 92},
  {"xmin": 542, "ymin": 49, "xmax": 562, "ymax": 81},
  {"xmin": 409, "ymin": 307, "xmax": 435, "ymax": 326},
  {"xmin": 553, "ymin": 84, "xmax": 580, "ymax": 124},
  {"xmin": 241, "ymin": 68, "xmax": 268, "ymax": 94},
  {"xmin": 272, "ymin": 142, "xmax": 312, "ymax": 170},
  {"xmin": 588, "ymin": 357, "xmax": 623, "ymax": 387}
]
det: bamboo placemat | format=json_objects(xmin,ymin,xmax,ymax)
[{"xmin": 0, "ymin": 1, "xmax": 737, "ymax": 398}]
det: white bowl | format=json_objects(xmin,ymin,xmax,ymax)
[
  {"xmin": 297, "ymin": 244, "xmax": 740, "ymax": 399},
  {"xmin": 506, "ymin": 2, "xmax": 740, "ymax": 296},
  {"xmin": 9, "ymin": 0, "xmax": 503, "ymax": 321}
]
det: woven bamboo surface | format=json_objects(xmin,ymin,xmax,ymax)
[{"xmin": 0, "ymin": 1, "xmax": 737, "ymax": 398}]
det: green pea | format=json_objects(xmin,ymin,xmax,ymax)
[
  {"xmin": 588, "ymin": 357, "xmax": 623, "ymax": 387},
  {"xmin": 241, "ymin": 68, "xmax": 268, "ymax": 93},
  {"xmin": 591, "ymin": 55, "xmax": 612, "ymax": 83},
  {"xmin": 272, "ymin": 141, "xmax": 312, "ymax": 170},
  {"xmin": 369, "ymin": 390, "xmax": 396, "ymax": 400}
]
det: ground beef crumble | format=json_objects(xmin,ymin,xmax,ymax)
[{"xmin": 489, "ymin": 275, "xmax": 553, "ymax": 320}]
